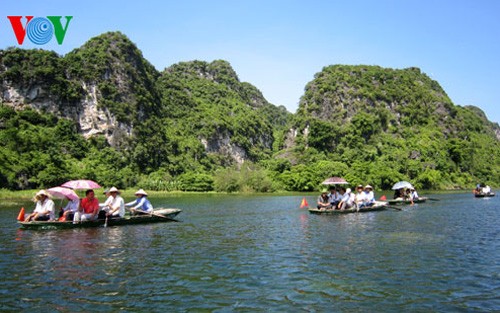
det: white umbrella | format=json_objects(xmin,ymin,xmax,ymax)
[{"xmin": 391, "ymin": 181, "xmax": 413, "ymax": 190}]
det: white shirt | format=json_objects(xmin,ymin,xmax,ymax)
[
  {"xmin": 109, "ymin": 195, "xmax": 125, "ymax": 217},
  {"xmin": 99, "ymin": 195, "xmax": 113, "ymax": 208},
  {"xmin": 34, "ymin": 198, "xmax": 55, "ymax": 220},
  {"xmin": 62, "ymin": 199, "xmax": 80, "ymax": 212}
]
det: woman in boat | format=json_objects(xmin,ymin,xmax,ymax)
[
  {"xmin": 59, "ymin": 196, "xmax": 80, "ymax": 221},
  {"xmin": 363, "ymin": 185, "xmax": 375, "ymax": 207},
  {"xmin": 104, "ymin": 187, "xmax": 125, "ymax": 218},
  {"xmin": 73, "ymin": 189, "xmax": 100, "ymax": 223},
  {"xmin": 355, "ymin": 185, "xmax": 366, "ymax": 208},
  {"xmin": 126, "ymin": 189, "xmax": 153, "ymax": 214},
  {"xmin": 317, "ymin": 191, "xmax": 331, "ymax": 210},
  {"xmin": 25, "ymin": 190, "xmax": 56, "ymax": 222}
]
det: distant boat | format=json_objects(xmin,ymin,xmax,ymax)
[
  {"xmin": 387, "ymin": 197, "xmax": 428, "ymax": 205},
  {"xmin": 474, "ymin": 192, "xmax": 496, "ymax": 198}
]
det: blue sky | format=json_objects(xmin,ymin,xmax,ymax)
[{"xmin": 2, "ymin": 0, "xmax": 499, "ymax": 123}]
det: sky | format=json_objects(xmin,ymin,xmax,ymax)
[{"xmin": 2, "ymin": 0, "xmax": 500, "ymax": 123}]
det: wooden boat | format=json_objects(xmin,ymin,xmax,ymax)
[
  {"xmin": 387, "ymin": 197, "xmax": 428, "ymax": 205},
  {"xmin": 308, "ymin": 201, "xmax": 388, "ymax": 215},
  {"xmin": 474, "ymin": 192, "xmax": 496, "ymax": 198},
  {"xmin": 18, "ymin": 208, "xmax": 182, "ymax": 230}
]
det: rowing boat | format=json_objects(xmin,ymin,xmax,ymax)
[
  {"xmin": 474, "ymin": 192, "xmax": 496, "ymax": 198},
  {"xmin": 308, "ymin": 201, "xmax": 388, "ymax": 214},
  {"xmin": 18, "ymin": 208, "xmax": 182, "ymax": 230},
  {"xmin": 387, "ymin": 197, "xmax": 428, "ymax": 205}
]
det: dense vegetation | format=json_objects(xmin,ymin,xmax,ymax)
[{"xmin": 0, "ymin": 33, "xmax": 498, "ymax": 192}]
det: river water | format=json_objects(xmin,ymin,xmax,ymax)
[{"xmin": 0, "ymin": 192, "xmax": 498, "ymax": 312}]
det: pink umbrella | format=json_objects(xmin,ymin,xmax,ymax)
[
  {"xmin": 321, "ymin": 177, "xmax": 349, "ymax": 185},
  {"xmin": 61, "ymin": 179, "xmax": 101, "ymax": 190},
  {"xmin": 47, "ymin": 187, "xmax": 79, "ymax": 201}
]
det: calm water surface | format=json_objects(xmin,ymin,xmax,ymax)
[{"xmin": 0, "ymin": 192, "xmax": 498, "ymax": 312}]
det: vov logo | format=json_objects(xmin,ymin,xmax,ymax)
[{"xmin": 7, "ymin": 16, "xmax": 73, "ymax": 45}]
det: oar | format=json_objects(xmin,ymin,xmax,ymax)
[
  {"xmin": 104, "ymin": 215, "xmax": 108, "ymax": 227},
  {"xmin": 385, "ymin": 205, "xmax": 403, "ymax": 211},
  {"xmin": 427, "ymin": 198, "xmax": 440, "ymax": 201},
  {"xmin": 128, "ymin": 208, "xmax": 179, "ymax": 222}
]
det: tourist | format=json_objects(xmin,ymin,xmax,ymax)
[
  {"xmin": 317, "ymin": 191, "xmax": 331, "ymax": 210},
  {"xmin": 338, "ymin": 187, "xmax": 354, "ymax": 210},
  {"xmin": 355, "ymin": 185, "xmax": 366, "ymax": 208},
  {"xmin": 104, "ymin": 187, "xmax": 125, "ymax": 218},
  {"xmin": 328, "ymin": 186, "xmax": 341, "ymax": 208},
  {"xmin": 73, "ymin": 189, "xmax": 99, "ymax": 223},
  {"xmin": 25, "ymin": 190, "xmax": 56, "ymax": 222},
  {"xmin": 363, "ymin": 185, "xmax": 375, "ymax": 206},
  {"xmin": 59, "ymin": 196, "xmax": 80, "ymax": 221},
  {"xmin": 126, "ymin": 189, "xmax": 153, "ymax": 214}
]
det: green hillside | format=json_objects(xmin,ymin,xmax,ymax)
[{"xmin": 0, "ymin": 33, "xmax": 498, "ymax": 192}]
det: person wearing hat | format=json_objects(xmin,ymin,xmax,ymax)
[
  {"xmin": 126, "ymin": 189, "xmax": 153, "ymax": 215},
  {"xmin": 25, "ymin": 190, "xmax": 56, "ymax": 222},
  {"xmin": 73, "ymin": 189, "xmax": 99, "ymax": 223},
  {"xmin": 363, "ymin": 185, "xmax": 375, "ymax": 207},
  {"xmin": 104, "ymin": 187, "xmax": 125, "ymax": 218},
  {"xmin": 355, "ymin": 185, "xmax": 366, "ymax": 208},
  {"xmin": 317, "ymin": 190, "xmax": 331, "ymax": 210}
]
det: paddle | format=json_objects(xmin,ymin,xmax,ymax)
[
  {"xmin": 427, "ymin": 198, "xmax": 440, "ymax": 201},
  {"xmin": 385, "ymin": 205, "xmax": 403, "ymax": 211},
  {"xmin": 127, "ymin": 207, "xmax": 179, "ymax": 222}
]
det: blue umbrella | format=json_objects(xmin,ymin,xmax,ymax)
[{"xmin": 391, "ymin": 181, "xmax": 413, "ymax": 190}]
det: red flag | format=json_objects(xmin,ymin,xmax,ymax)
[
  {"xmin": 380, "ymin": 195, "xmax": 387, "ymax": 201},
  {"xmin": 300, "ymin": 197, "xmax": 309, "ymax": 208},
  {"xmin": 17, "ymin": 207, "xmax": 25, "ymax": 221}
]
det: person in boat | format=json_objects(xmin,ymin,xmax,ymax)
[
  {"xmin": 338, "ymin": 187, "xmax": 354, "ymax": 210},
  {"xmin": 25, "ymin": 190, "xmax": 56, "ymax": 222},
  {"xmin": 73, "ymin": 189, "xmax": 100, "ymax": 223},
  {"xmin": 410, "ymin": 188, "xmax": 419, "ymax": 200},
  {"xmin": 362, "ymin": 185, "xmax": 375, "ymax": 207},
  {"xmin": 317, "ymin": 191, "xmax": 332, "ymax": 210},
  {"xmin": 355, "ymin": 185, "xmax": 366, "ymax": 208},
  {"xmin": 104, "ymin": 187, "xmax": 125, "ymax": 218},
  {"xmin": 126, "ymin": 189, "xmax": 153, "ymax": 214},
  {"xmin": 482, "ymin": 185, "xmax": 492, "ymax": 194},
  {"xmin": 393, "ymin": 188, "xmax": 400, "ymax": 199},
  {"xmin": 328, "ymin": 187, "xmax": 341, "ymax": 208},
  {"xmin": 59, "ymin": 196, "xmax": 80, "ymax": 221}
]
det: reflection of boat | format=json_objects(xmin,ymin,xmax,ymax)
[
  {"xmin": 474, "ymin": 192, "xmax": 496, "ymax": 198},
  {"xmin": 388, "ymin": 197, "xmax": 428, "ymax": 205},
  {"xmin": 18, "ymin": 208, "xmax": 181, "ymax": 230},
  {"xmin": 308, "ymin": 201, "xmax": 388, "ymax": 214}
]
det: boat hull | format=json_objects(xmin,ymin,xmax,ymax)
[
  {"xmin": 308, "ymin": 202, "xmax": 387, "ymax": 214},
  {"xmin": 474, "ymin": 192, "xmax": 496, "ymax": 198},
  {"xmin": 18, "ymin": 208, "xmax": 181, "ymax": 230},
  {"xmin": 387, "ymin": 197, "xmax": 428, "ymax": 205}
]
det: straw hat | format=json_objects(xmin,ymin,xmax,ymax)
[
  {"xmin": 364, "ymin": 185, "xmax": 373, "ymax": 190},
  {"xmin": 109, "ymin": 186, "xmax": 120, "ymax": 193},
  {"xmin": 135, "ymin": 189, "xmax": 148, "ymax": 196},
  {"xmin": 36, "ymin": 190, "xmax": 50, "ymax": 198},
  {"xmin": 346, "ymin": 188, "xmax": 352, "ymax": 193}
]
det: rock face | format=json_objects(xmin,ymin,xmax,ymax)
[{"xmin": 0, "ymin": 32, "xmax": 289, "ymax": 165}]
